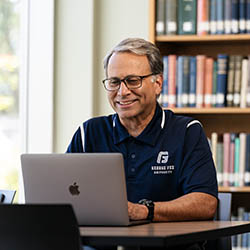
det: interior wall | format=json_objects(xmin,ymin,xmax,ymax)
[{"xmin": 54, "ymin": 0, "xmax": 149, "ymax": 152}]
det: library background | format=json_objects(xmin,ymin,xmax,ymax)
[{"xmin": 150, "ymin": 0, "xmax": 250, "ymax": 249}]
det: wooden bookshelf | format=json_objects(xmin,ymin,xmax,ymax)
[{"xmin": 149, "ymin": 0, "xmax": 250, "ymax": 211}]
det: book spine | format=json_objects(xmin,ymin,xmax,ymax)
[
  {"xmin": 239, "ymin": 132, "xmax": 247, "ymax": 187},
  {"xmin": 156, "ymin": 0, "xmax": 166, "ymax": 35},
  {"xmin": 196, "ymin": 55, "xmax": 206, "ymax": 107},
  {"xmin": 178, "ymin": 0, "xmax": 197, "ymax": 34},
  {"xmin": 182, "ymin": 56, "xmax": 190, "ymax": 107},
  {"xmin": 210, "ymin": 0, "xmax": 217, "ymax": 34},
  {"xmin": 224, "ymin": 0, "xmax": 232, "ymax": 34},
  {"xmin": 176, "ymin": 56, "xmax": 184, "ymax": 107},
  {"xmin": 239, "ymin": 0, "xmax": 246, "ymax": 33},
  {"xmin": 226, "ymin": 55, "xmax": 235, "ymax": 107},
  {"xmin": 197, "ymin": 0, "xmax": 209, "ymax": 35},
  {"xmin": 229, "ymin": 133, "xmax": 236, "ymax": 186},
  {"xmin": 216, "ymin": 0, "xmax": 224, "ymax": 34},
  {"xmin": 165, "ymin": 0, "xmax": 177, "ymax": 35},
  {"xmin": 204, "ymin": 57, "xmax": 214, "ymax": 107},
  {"xmin": 211, "ymin": 132, "xmax": 218, "ymax": 170},
  {"xmin": 247, "ymin": 0, "xmax": 250, "ymax": 33},
  {"xmin": 223, "ymin": 133, "xmax": 231, "ymax": 187},
  {"xmin": 240, "ymin": 58, "xmax": 248, "ymax": 108},
  {"xmin": 168, "ymin": 55, "xmax": 177, "ymax": 108},
  {"xmin": 234, "ymin": 136, "xmax": 240, "ymax": 187},
  {"xmin": 216, "ymin": 54, "xmax": 228, "ymax": 107},
  {"xmin": 244, "ymin": 134, "xmax": 250, "ymax": 186},
  {"xmin": 233, "ymin": 55, "xmax": 243, "ymax": 107},
  {"xmin": 189, "ymin": 56, "xmax": 196, "ymax": 107},
  {"xmin": 162, "ymin": 56, "xmax": 169, "ymax": 107},
  {"xmin": 247, "ymin": 56, "xmax": 250, "ymax": 107},
  {"xmin": 216, "ymin": 141, "xmax": 224, "ymax": 186},
  {"xmin": 212, "ymin": 61, "xmax": 218, "ymax": 107},
  {"xmin": 232, "ymin": 0, "xmax": 239, "ymax": 33}
]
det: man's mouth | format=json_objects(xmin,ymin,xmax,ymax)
[{"xmin": 118, "ymin": 100, "xmax": 134, "ymax": 105}]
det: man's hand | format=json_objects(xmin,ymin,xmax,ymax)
[{"xmin": 128, "ymin": 201, "xmax": 148, "ymax": 220}]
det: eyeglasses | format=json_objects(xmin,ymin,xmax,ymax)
[{"xmin": 102, "ymin": 73, "xmax": 155, "ymax": 91}]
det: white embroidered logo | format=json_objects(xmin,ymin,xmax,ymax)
[{"xmin": 157, "ymin": 151, "xmax": 169, "ymax": 164}]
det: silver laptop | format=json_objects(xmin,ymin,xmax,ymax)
[{"xmin": 21, "ymin": 153, "xmax": 149, "ymax": 226}]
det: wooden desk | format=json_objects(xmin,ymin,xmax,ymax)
[{"xmin": 80, "ymin": 221, "xmax": 250, "ymax": 248}]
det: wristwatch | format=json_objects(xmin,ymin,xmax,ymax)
[{"xmin": 138, "ymin": 199, "xmax": 155, "ymax": 221}]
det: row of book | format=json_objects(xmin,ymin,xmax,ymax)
[
  {"xmin": 232, "ymin": 207, "xmax": 250, "ymax": 250},
  {"xmin": 156, "ymin": 0, "xmax": 250, "ymax": 36},
  {"xmin": 210, "ymin": 132, "xmax": 250, "ymax": 187},
  {"xmin": 158, "ymin": 54, "xmax": 250, "ymax": 108}
]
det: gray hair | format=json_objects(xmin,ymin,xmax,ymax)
[{"xmin": 103, "ymin": 38, "xmax": 163, "ymax": 76}]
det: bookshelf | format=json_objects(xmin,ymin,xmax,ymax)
[{"xmin": 149, "ymin": 0, "xmax": 250, "ymax": 212}]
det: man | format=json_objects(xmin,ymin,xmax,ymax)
[{"xmin": 67, "ymin": 38, "xmax": 218, "ymax": 248}]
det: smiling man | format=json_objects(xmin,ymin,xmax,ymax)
[{"xmin": 67, "ymin": 38, "xmax": 218, "ymax": 250}]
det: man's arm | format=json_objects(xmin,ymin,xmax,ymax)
[{"xmin": 128, "ymin": 192, "xmax": 217, "ymax": 221}]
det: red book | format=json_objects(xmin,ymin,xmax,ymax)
[
  {"xmin": 168, "ymin": 55, "xmax": 177, "ymax": 108},
  {"xmin": 196, "ymin": 55, "xmax": 206, "ymax": 108},
  {"xmin": 197, "ymin": 0, "xmax": 209, "ymax": 35},
  {"xmin": 204, "ymin": 57, "xmax": 214, "ymax": 108}
]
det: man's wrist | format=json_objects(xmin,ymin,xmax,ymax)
[{"xmin": 138, "ymin": 199, "xmax": 155, "ymax": 221}]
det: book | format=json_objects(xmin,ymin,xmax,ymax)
[
  {"xmin": 161, "ymin": 56, "xmax": 168, "ymax": 107},
  {"xmin": 223, "ymin": 133, "xmax": 231, "ymax": 187},
  {"xmin": 233, "ymin": 55, "xmax": 243, "ymax": 107},
  {"xmin": 210, "ymin": 0, "xmax": 217, "ymax": 34},
  {"xmin": 247, "ymin": 0, "xmax": 250, "ymax": 33},
  {"xmin": 156, "ymin": 0, "xmax": 166, "ymax": 35},
  {"xmin": 216, "ymin": 54, "xmax": 228, "ymax": 107},
  {"xmin": 232, "ymin": 0, "xmax": 239, "ymax": 33},
  {"xmin": 239, "ymin": 132, "xmax": 247, "ymax": 187},
  {"xmin": 212, "ymin": 61, "xmax": 218, "ymax": 107},
  {"xmin": 178, "ymin": 0, "xmax": 197, "ymax": 35},
  {"xmin": 211, "ymin": 132, "xmax": 218, "ymax": 169},
  {"xmin": 216, "ymin": 0, "xmax": 224, "ymax": 34},
  {"xmin": 216, "ymin": 141, "xmax": 224, "ymax": 186},
  {"xmin": 165, "ymin": 0, "xmax": 177, "ymax": 35},
  {"xmin": 176, "ymin": 56, "xmax": 184, "ymax": 107},
  {"xmin": 204, "ymin": 57, "xmax": 214, "ymax": 107},
  {"xmin": 224, "ymin": 0, "xmax": 232, "ymax": 34},
  {"xmin": 244, "ymin": 134, "xmax": 250, "ymax": 186},
  {"xmin": 226, "ymin": 55, "xmax": 235, "ymax": 107},
  {"xmin": 229, "ymin": 133, "xmax": 236, "ymax": 186},
  {"xmin": 247, "ymin": 56, "xmax": 250, "ymax": 107},
  {"xmin": 196, "ymin": 55, "xmax": 206, "ymax": 107},
  {"xmin": 239, "ymin": 0, "xmax": 246, "ymax": 33},
  {"xmin": 240, "ymin": 58, "xmax": 248, "ymax": 108},
  {"xmin": 168, "ymin": 55, "xmax": 177, "ymax": 108},
  {"xmin": 234, "ymin": 135, "xmax": 240, "ymax": 187},
  {"xmin": 188, "ymin": 56, "xmax": 196, "ymax": 107},
  {"xmin": 197, "ymin": 0, "xmax": 209, "ymax": 35},
  {"xmin": 182, "ymin": 56, "xmax": 190, "ymax": 107}
]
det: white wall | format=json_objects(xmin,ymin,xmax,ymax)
[{"xmin": 54, "ymin": 0, "xmax": 149, "ymax": 152}]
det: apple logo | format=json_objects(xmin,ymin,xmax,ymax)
[{"xmin": 69, "ymin": 182, "xmax": 80, "ymax": 195}]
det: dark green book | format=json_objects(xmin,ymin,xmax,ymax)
[
  {"xmin": 178, "ymin": 0, "xmax": 197, "ymax": 35},
  {"xmin": 165, "ymin": 0, "xmax": 177, "ymax": 35}
]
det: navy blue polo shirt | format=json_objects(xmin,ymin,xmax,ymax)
[{"xmin": 67, "ymin": 103, "xmax": 218, "ymax": 203}]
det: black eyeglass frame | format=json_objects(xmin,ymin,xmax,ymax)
[{"xmin": 102, "ymin": 73, "xmax": 156, "ymax": 91}]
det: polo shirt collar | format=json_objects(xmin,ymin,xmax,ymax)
[{"xmin": 112, "ymin": 102, "xmax": 166, "ymax": 146}]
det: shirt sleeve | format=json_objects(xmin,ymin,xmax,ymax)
[
  {"xmin": 179, "ymin": 122, "xmax": 218, "ymax": 198},
  {"xmin": 66, "ymin": 126, "xmax": 84, "ymax": 153}
]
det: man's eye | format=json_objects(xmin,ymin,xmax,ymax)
[
  {"xmin": 126, "ymin": 78, "xmax": 139, "ymax": 85},
  {"xmin": 109, "ymin": 79, "xmax": 120, "ymax": 85}
]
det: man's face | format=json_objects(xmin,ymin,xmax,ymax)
[{"xmin": 106, "ymin": 52, "xmax": 162, "ymax": 122}]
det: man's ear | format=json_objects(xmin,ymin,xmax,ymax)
[{"xmin": 154, "ymin": 74, "xmax": 163, "ymax": 95}]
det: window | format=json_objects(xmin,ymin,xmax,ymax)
[
  {"xmin": 0, "ymin": 0, "xmax": 20, "ymax": 197},
  {"xmin": 0, "ymin": 0, "xmax": 54, "ymax": 202}
]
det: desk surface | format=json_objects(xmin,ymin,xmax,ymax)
[{"xmin": 80, "ymin": 221, "xmax": 250, "ymax": 248}]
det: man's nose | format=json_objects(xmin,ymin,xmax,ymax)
[{"xmin": 117, "ymin": 81, "xmax": 130, "ymax": 95}]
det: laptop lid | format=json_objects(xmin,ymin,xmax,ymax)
[{"xmin": 21, "ymin": 153, "xmax": 147, "ymax": 226}]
